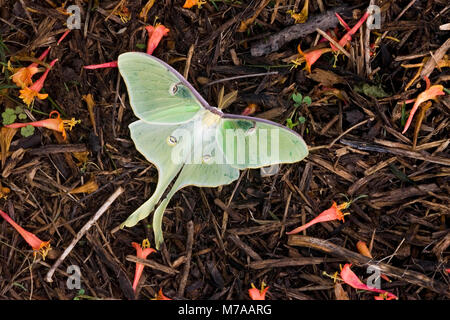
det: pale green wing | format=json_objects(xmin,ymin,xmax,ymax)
[
  {"xmin": 151, "ymin": 123, "xmax": 239, "ymax": 248},
  {"xmin": 152, "ymin": 161, "xmax": 239, "ymax": 249},
  {"xmin": 118, "ymin": 52, "xmax": 211, "ymax": 124},
  {"xmin": 120, "ymin": 120, "xmax": 188, "ymax": 228},
  {"xmin": 216, "ymin": 116, "xmax": 308, "ymax": 169}
]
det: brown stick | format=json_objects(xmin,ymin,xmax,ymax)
[
  {"xmin": 250, "ymin": 6, "xmax": 352, "ymax": 56},
  {"xmin": 340, "ymin": 139, "xmax": 450, "ymax": 166},
  {"xmin": 28, "ymin": 144, "xmax": 87, "ymax": 156},
  {"xmin": 177, "ymin": 220, "xmax": 194, "ymax": 298},
  {"xmin": 248, "ymin": 257, "xmax": 341, "ymax": 269},
  {"xmin": 228, "ymin": 233, "xmax": 262, "ymax": 261},
  {"xmin": 420, "ymin": 38, "xmax": 450, "ymax": 79},
  {"xmin": 288, "ymin": 235, "xmax": 450, "ymax": 297},
  {"xmin": 125, "ymin": 256, "xmax": 179, "ymax": 275},
  {"xmin": 45, "ymin": 187, "xmax": 124, "ymax": 282}
]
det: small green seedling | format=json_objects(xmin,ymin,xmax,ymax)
[
  {"xmin": 20, "ymin": 125, "xmax": 35, "ymax": 137},
  {"xmin": 2, "ymin": 106, "xmax": 28, "ymax": 124},
  {"xmin": 2, "ymin": 108, "xmax": 16, "ymax": 125},
  {"xmin": 292, "ymin": 92, "xmax": 311, "ymax": 107},
  {"xmin": 2, "ymin": 107, "xmax": 34, "ymax": 137},
  {"xmin": 287, "ymin": 93, "xmax": 311, "ymax": 129}
]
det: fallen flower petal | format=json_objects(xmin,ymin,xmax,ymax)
[
  {"xmin": 69, "ymin": 178, "xmax": 99, "ymax": 194},
  {"xmin": 19, "ymin": 59, "xmax": 57, "ymax": 106},
  {"xmin": 402, "ymin": 84, "xmax": 445, "ymax": 134},
  {"xmin": 146, "ymin": 24, "xmax": 170, "ymax": 55},
  {"xmin": 374, "ymin": 293, "xmax": 397, "ymax": 300},
  {"xmin": 153, "ymin": 288, "xmax": 172, "ymax": 300},
  {"xmin": 356, "ymin": 240, "xmax": 372, "ymax": 257},
  {"xmin": 11, "ymin": 47, "xmax": 51, "ymax": 88},
  {"xmin": 139, "ymin": 0, "xmax": 156, "ymax": 22},
  {"xmin": 83, "ymin": 61, "xmax": 118, "ymax": 69},
  {"xmin": 6, "ymin": 110, "xmax": 80, "ymax": 141},
  {"xmin": 287, "ymin": 0, "xmax": 309, "ymax": 24},
  {"xmin": 286, "ymin": 201, "xmax": 349, "ymax": 235},
  {"xmin": 248, "ymin": 282, "xmax": 269, "ymax": 300},
  {"xmin": 0, "ymin": 127, "xmax": 18, "ymax": 167},
  {"xmin": 341, "ymin": 264, "xmax": 397, "ymax": 300},
  {"xmin": 0, "ymin": 209, "xmax": 51, "ymax": 260},
  {"xmin": 132, "ymin": 239, "xmax": 156, "ymax": 291},
  {"xmin": 241, "ymin": 103, "xmax": 258, "ymax": 116},
  {"xmin": 0, "ymin": 182, "xmax": 10, "ymax": 199},
  {"xmin": 82, "ymin": 93, "xmax": 97, "ymax": 135},
  {"xmin": 356, "ymin": 241, "xmax": 390, "ymax": 282},
  {"xmin": 183, "ymin": 0, "xmax": 206, "ymax": 9}
]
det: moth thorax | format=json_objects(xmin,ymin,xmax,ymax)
[{"xmin": 202, "ymin": 111, "xmax": 221, "ymax": 128}]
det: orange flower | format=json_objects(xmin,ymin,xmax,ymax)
[
  {"xmin": 146, "ymin": 24, "xmax": 170, "ymax": 55},
  {"xmin": 0, "ymin": 209, "xmax": 51, "ymax": 260},
  {"xmin": 5, "ymin": 110, "xmax": 80, "ymax": 140},
  {"xmin": 286, "ymin": 201, "xmax": 349, "ymax": 235},
  {"xmin": 153, "ymin": 288, "xmax": 172, "ymax": 300},
  {"xmin": 292, "ymin": 45, "xmax": 332, "ymax": 73},
  {"xmin": 131, "ymin": 239, "xmax": 156, "ymax": 291},
  {"xmin": 10, "ymin": 47, "xmax": 51, "ymax": 88},
  {"xmin": 340, "ymin": 264, "xmax": 397, "ymax": 300},
  {"xmin": 402, "ymin": 84, "xmax": 445, "ymax": 134},
  {"xmin": 183, "ymin": 0, "xmax": 206, "ymax": 9},
  {"xmin": 248, "ymin": 282, "xmax": 269, "ymax": 300},
  {"xmin": 19, "ymin": 59, "xmax": 57, "ymax": 106}
]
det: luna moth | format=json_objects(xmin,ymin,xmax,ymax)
[{"xmin": 118, "ymin": 52, "xmax": 308, "ymax": 249}]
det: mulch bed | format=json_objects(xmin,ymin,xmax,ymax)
[{"xmin": 0, "ymin": 0, "xmax": 449, "ymax": 300}]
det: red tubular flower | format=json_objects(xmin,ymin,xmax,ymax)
[
  {"xmin": 248, "ymin": 282, "xmax": 269, "ymax": 300},
  {"xmin": 0, "ymin": 209, "xmax": 51, "ymax": 260},
  {"xmin": 11, "ymin": 47, "xmax": 51, "ymax": 88},
  {"xmin": 146, "ymin": 24, "xmax": 170, "ymax": 55},
  {"xmin": 340, "ymin": 264, "xmax": 397, "ymax": 300},
  {"xmin": 6, "ymin": 110, "xmax": 80, "ymax": 140},
  {"xmin": 83, "ymin": 61, "xmax": 118, "ymax": 69},
  {"xmin": 337, "ymin": 11, "xmax": 369, "ymax": 48},
  {"xmin": 286, "ymin": 201, "xmax": 349, "ymax": 235},
  {"xmin": 19, "ymin": 59, "xmax": 57, "ymax": 106},
  {"xmin": 131, "ymin": 239, "xmax": 156, "ymax": 291},
  {"xmin": 335, "ymin": 13, "xmax": 351, "ymax": 31},
  {"xmin": 402, "ymin": 84, "xmax": 445, "ymax": 134},
  {"xmin": 294, "ymin": 45, "xmax": 332, "ymax": 73},
  {"xmin": 57, "ymin": 29, "xmax": 71, "ymax": 45}
]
